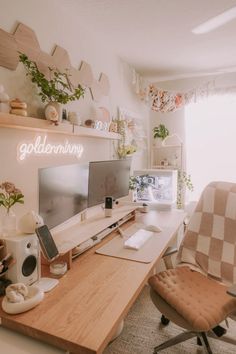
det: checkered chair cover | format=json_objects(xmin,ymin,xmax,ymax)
[{"xmin": 177, "ymin": 181, "xmax": 236, "ymax": 286}]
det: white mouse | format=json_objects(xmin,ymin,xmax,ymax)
[{"xmin": 145, "ymin": 224, "xmax": 162, "ymax": 233}]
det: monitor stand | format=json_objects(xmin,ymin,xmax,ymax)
[{"xmin": 35, "ymin": 277, "xmax": 59, "ymax": 292}]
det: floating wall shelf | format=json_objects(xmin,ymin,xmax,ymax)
[{"xmin": 0, "ymin": 113, "xmax": 121, "ymax": 140}]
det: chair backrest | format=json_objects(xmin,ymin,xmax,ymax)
[{"xmin": 177, "ymin": 181, "xmax": 236, "ymax": 286}]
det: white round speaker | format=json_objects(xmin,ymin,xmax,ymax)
[{"xmin": 3, "ymin": 234, "xmax": 40, "ymax": 286}]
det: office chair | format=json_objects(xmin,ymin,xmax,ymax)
[{"xmin": 149, "ymin": 181, "xmax": 236, "ymax": 353}]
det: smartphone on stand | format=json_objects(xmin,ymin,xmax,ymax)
[{"xmin": 35, "ymin": 225, "xmax": 59, "ymax": 262}]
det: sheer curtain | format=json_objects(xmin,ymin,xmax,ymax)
[{"xmin": 185, "ymin": 94, "xmax": 236, "ymax": 202}]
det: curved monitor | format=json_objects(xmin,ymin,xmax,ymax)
[
  {"xmin": 39, "ymin": 163, "xmax": 89, "ymax": 229},
  {"xmin": 88, "ymin": 159, "xmax": 131, "ymax": 207}
]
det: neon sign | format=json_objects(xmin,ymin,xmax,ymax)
[{"xmin": 18, "ymin": 135, "xmax": 84, "ymax": 161}]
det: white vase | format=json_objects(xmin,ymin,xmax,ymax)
[
  {"xmin": 129, "ymin": 190, "xmax": 137, "ymax": 202},
  {"xmin": 45, "ymin": 102, "xmax": 62, "ymax": 124},
  {"xmin": 2, "ymin": 209, "xmax": 17, "ymax": 237}
]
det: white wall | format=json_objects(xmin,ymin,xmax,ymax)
[{"xmin": 0, "ymin": 0, "xmax": 149, "ymax": 221}]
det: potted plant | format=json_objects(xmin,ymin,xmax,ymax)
[
  {"xmin": 153, "ymin": 124, "xmax": 169, "ymax": 144},
  {"xmin": 0, "ymin": 181, "xmax": 24, "ymax": 236},
  {"xmin": 19, "ymin": 53, "xmax": 85, "ymax": 124}
]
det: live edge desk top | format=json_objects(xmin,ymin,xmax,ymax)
[{"xmin": 0, "ymin": 209, "xmax": 185, "ymax": 354}]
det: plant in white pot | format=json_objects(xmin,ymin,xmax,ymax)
[
  {"xmin": 0, "ymin": 182, "xmax": 24, "ymax": 237},
  {"xmin": 19, "ymin": 53, "xmax": 85, "ymax": 124},
  {"xmin": 153, "ymin": 124, "xmax": 169, "ymax": 146}
]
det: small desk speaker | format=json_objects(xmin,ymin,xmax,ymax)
[
  {"xmin": 3, "ymin": 234, "xmax": 40, "ymax": 286},
  {"xmin": 104, "ymin": 196, "xmax": 113, "ymax": 217}
]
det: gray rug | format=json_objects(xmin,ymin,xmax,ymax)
[{"xmin": 104, "ymin": 285, "xmax": 236, "ymax": 354}]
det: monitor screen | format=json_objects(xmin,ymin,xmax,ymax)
[
  {"xmin": 88, "ymin": 159, "xmax": 131, "ymax": 207},
  {"xmin": 133, "ymin": 169, "xmax": 177, "ymax": 204},
  {"xmin": 39, "ymin": 163, "xmax": 89, "ymax": 229}
]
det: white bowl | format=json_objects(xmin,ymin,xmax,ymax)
[{"xmin": 2, "ymin": 285, "xmax": 44, "ymax": 314}]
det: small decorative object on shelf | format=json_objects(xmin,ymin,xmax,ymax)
[
  {"xmin": 84, "ymin": 119, "xmax": 95, "ymax": 128},
  {"xmin": 160, "ymin": 158, "xmax": 169, "ymax": 167},
  {"xmin": 19, "ymin": 53, "xmax": 85, "ymax": 123},
  {"xmin": 109, "ymin": 121, "xmax": 118, "ymax": 133},
  {"xmin": 10, "ymin": 98, "xmax": 27, "ymax": 117},
  {"xmin": 61, "ymin": 108, "xmax": 71, "ymax": 125},
  {"xmin": 44, "ymin": 102, "xmax": 59, "ymax": 125},
  {"xmin": 62, "ymin": 108, "xmax": 68, "ymax": 121},
  {"xmin": 0, "ymin": 84, "xmax": 10, "ymax": 113},
  {"xmin": 0, "ymin": 182, "xmax": 24, "ymax": 237},
  {"xmin": 68, "ymin": 111, "xmax": 81, "ymax": 126}
]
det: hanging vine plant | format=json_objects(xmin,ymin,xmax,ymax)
[
  {"xmin": 19, "ymin": 53, "xmax": 85, "ymax": 104},
  {"xmin": 177, "ymin": 170, "xmax": 194, "ymax": 209}
]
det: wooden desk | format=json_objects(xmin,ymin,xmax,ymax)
[{"xmin": 0, "ymin": 209, "xmax": 185, "ymax": 354}]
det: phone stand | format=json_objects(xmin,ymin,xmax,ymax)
[
  {"xmin": 104, "ymin": 209, "xmax": 112, "ymax": 217},
  {"xmin": 35, "ymin": 277, "xmax": 59, "ymax": 292}
]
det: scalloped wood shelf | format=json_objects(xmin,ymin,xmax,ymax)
[
  {"xmin": 152, "ymin": 165, "xmax": 178, "ymax": 170},
  {"xmin": 0, "ymin": 113, "xmax": 121, "ymax": 140},
  {"xmin": 73, "ymin": 124, "xmax": 120, "ymax": 139}
]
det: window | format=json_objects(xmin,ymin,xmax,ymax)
[{"xmin": 185, "ymin": 94, "xmax": 236, "ymax": 201}]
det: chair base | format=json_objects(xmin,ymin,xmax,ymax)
[
  {"xmin": 212, "ymin": 325, "xmax": 227, "ymax": 337},
  {"xmin": 160, "ymin": 315, "xmax": 170, "ymax": 326},
  {"xmin": 154, "ymin": 331, "xmax": 213, "ymax": 354}
]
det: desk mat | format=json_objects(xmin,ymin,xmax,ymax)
[{"xmin": 96, "ymin": 223, "xmax": 176, "ymax": 263}]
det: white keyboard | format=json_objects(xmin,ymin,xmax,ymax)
[{"xmin": 124, "ymin": 229, "xmax": 153, "ymax": 250}]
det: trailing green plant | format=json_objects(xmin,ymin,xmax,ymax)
[
  {"xmin": 19, "ymin": 53, "xmax": 85, "ymax": 104},
  {"xmin": 153, "ymin": 124, "xmax": 169, "ymax": 140},
  {"xmin": 177, "ymin": 170, "xmax": 194, "ymax": 209},
  {"xmin": 129, "ymin": 175, "xmax": 149, "ymax": 191},
  {"xmin": 114, "ymin": 119, "xmax": 137, "ymax": 158},
  {"xmin": 129, "ymin": 176, "xmax": 138, "ymax": 190}
]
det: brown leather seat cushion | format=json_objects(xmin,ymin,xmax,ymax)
[{"xmin": 149, "ymin": 267, "xmax": 236, "ymax": 332}]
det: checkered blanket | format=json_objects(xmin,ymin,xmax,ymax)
[{"xmin": 177, "ymin": 181, "xmax": 236, "ymax": 286}]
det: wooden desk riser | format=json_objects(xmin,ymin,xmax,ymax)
[{"xmin": 0, "ymin": 209, "xmax": 185, "ymax": 354}]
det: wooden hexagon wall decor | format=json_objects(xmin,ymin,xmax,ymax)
[
  {"xmin": 38, "ymin": 51, "xmax": 56, "ymax": 67},
  {"xmin": 99, "ymin": 73, "xmax": 110, "ymax": 96},
  {"xmin": 77, "ymin": 61, "xmax": 93, "ymax": 87},
  {"xmin": 0, "ymin": 29, "xmax": 18, "ymax": 70},
  {"xmin": 52, "ymin": 45, "xmax": 71, "ymax": 73},
  {"xmin": 36, "ymin": 61, "xmax": 51, "ymax": 80},
  {"xmin": 68, "ymin": 66, "xmax": 82, "ymax": 88},
  {"xmin": 0, "ymin": 22, "xmax": 111, "ymax": 102},
  {"xmin": 14, "ymin": 23, "xmax": 40, "ymax": 50},
  {"xmin": 35, "ymin": 51, "xmax": 56, "ymax": 80},
  {"xmin": 14, "ymin": 23, "xmax": 41, "ymax": 62},
  {"xmin": 90, "ymin": 80, "xmax": 103, "ymax": 102}
]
